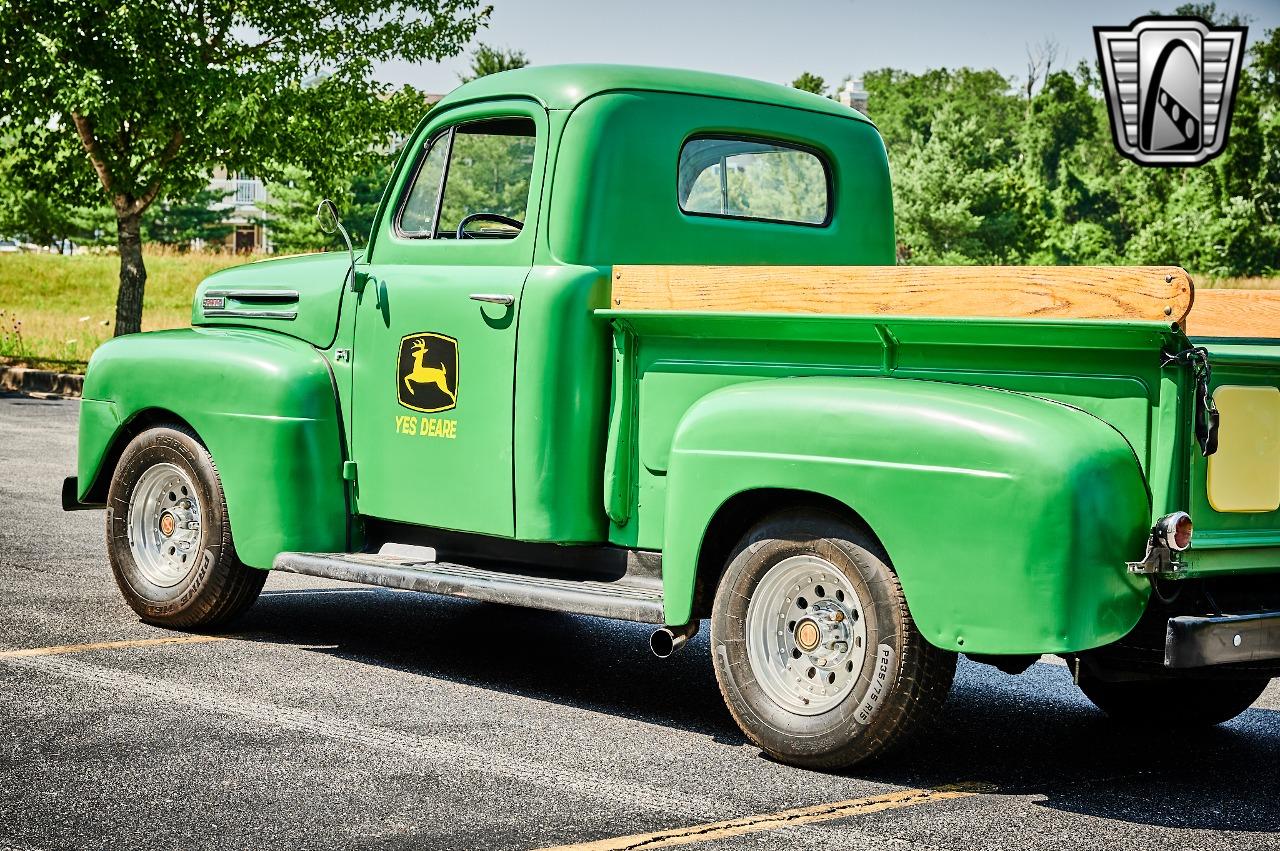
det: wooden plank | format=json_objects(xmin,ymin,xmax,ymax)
[
  {"xmin": 610, "ymin": 265, "xmax": 1194, "ymax": 325},
  {"xmin": 1186, "ymin": 289, "xmax": 1280, "ymax": 339}
]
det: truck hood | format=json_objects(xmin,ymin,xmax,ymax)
[{"xmin": 192, "ymin": 251, "xmax": 354, "ymax": 349}]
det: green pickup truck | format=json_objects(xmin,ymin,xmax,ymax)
[{"xmin": 64, "ymin": 65, "xmax": 1280, "ymax": 769}]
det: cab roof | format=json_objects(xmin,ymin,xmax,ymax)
[{"xmin": 432, "ymin": 64, "xmax": 874, "ymax": 126}]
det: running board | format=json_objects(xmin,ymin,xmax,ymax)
[{"xmin": 272, "ymin": 551, "xmax": 666, "ymax": 624}]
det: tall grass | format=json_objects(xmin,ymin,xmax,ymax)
[{"xmin": 0, "ymin": 250, "xmax": 249, "ymax": 368}]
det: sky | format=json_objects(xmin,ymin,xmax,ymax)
[{"xmin": 377, "ymin": 0, "xmax": 1280, "ymax": 96}]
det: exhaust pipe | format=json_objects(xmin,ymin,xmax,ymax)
[{"xmin": 650, "ymin": 622, "xmax": 699, "ymax": 658}]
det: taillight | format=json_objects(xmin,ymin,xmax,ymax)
[{"xmin": 1157, "ymin": 511, "xmax": 1194, "ymax": 551}]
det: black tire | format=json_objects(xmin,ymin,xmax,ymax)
[
  {"xmin": 1078, "ymin": 673, "xmax": 1270, "ymax": 726},
  {"xmin": 710, "ymin": 510, "xmax": 956, "ymax": 770},
  {"xmin": 107, "ymin": 425, "xmax": 266, "ymax": 629}
]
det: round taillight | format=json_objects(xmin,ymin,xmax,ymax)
[{"xmin": 1158, "ymin": 512, "xmax": 1193, "ymax": 551}]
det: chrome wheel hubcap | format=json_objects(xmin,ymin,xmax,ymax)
[
  {"xmin": 127, "ymin": 463, "xmax": 202, "ymax": 587},
  {"xmin": 745, "ymin": 554, "xmax": 868, "ymax": 715}
]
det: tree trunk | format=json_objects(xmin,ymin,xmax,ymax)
[{"xmin": 114, "ymin": 211, "xmax": 146, "ymax": 336}]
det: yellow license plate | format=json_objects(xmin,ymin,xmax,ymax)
[{"xmin": 1208, "ymin": 385, "xmax": 1280, "ymax": 513}]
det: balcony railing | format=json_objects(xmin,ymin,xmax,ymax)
[{"xmin": 209, "ymin": 176, "xmax": 265, "ymax": 208}]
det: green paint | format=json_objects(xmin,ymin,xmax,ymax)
[
  {"xmin": 74, "ymin": 65, "xmax": 1280, "ymax": 657},
  {"xmin": 194, "ymin": 251, "xmax": 354, "ymax": 348},
  {"xmin": 1182, "ymin": 341, "xmax": 1280, "ymax": 573},
  {"xmin": 78, "ymin": 328, "xmax": 349, "ymax": 568}
]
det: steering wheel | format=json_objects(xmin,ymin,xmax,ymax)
[{"xmin": 456, "ymin": 212, "xmax": 524, "ymax": 239}]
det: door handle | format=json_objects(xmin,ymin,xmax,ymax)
[{"xmin": 469, "ymin": 293, "xmax": 514, "ymax": 306}]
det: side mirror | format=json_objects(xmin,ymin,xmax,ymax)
[
  {"xmin": 316, "ymin": 198, "xmax": 341, "ymax": 234},
  {"xmin": 316, "ymin": 198, "xmax": 362, "ymax": 294}
]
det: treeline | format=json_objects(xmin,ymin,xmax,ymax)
[
  {"xmin": 4, "ymin": 18, "xmax": 1276, "ymax": 277},
  {"xmin": 807, "ymin": 16, "xmax": 1279, "ymax": 275}
]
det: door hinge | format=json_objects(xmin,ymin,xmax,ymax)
[{"xmin": 342, "ymin": 461, "xmax": 358, "ymax": 482}]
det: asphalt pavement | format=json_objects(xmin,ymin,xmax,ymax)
[{"xmin": 2, "ymin": 393, "xmax": 1279, "ymax": 850}]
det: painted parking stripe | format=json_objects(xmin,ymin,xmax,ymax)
[
  {"xmin": 0, "ymin": 635, "xmax": 225, "ymax": 658},
  {"xmin": 535, "ymin": 787, "xmax": 977, "ymax": 851}
]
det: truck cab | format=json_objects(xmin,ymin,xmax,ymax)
[{"xmin": 66, "ymin": 65, "xmax": 1280, "ymax": 770}]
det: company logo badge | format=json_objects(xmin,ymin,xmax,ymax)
[
  {"xmin": 1094, "ymin": 16, "xmax": 1247, "ymax": 166},
  {"xmin": 202, "ymin": 296, "xmax": 226, "ymax": 310},
  {"xmin": 397, "ymin": 332, "xmax": 458, "ymax": 413}
]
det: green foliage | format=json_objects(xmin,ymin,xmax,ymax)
[
  {"xmin": 143, "ymin": 188, "xmax": 234, "ymax": 247},
  {"xmin": 437, "ymin": 126, "xmax": 536, "ymax": 232},
  {"xmin": 0, "ymin": 0, "xmax": 488, "ymax": 331},
  {"xmin": 791, "ymin": 72, "xmax": 827, "ymax": 96},
  {"xmin": 262, "ymin": 156, "xmax": 395, "ymax": 253},
  {"xmin": 860, "ymin": 22, "xmax": 1280, "ymax": 275},
  {"xmin": 460, "ymin": 43, "xmax": 530, "ymax": 82}
]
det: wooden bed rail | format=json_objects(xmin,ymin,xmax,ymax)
[
  {"xmin": 610, "ymin": 265, "xmax": 1195, "ymax": 325},
  {"xmin": 1184, "ymin": 289, "xmax": 1280, "ymax": 339}
]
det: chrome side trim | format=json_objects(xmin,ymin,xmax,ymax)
[
  {"xmin": 203, "ymin": 308, "xmax": 298, "ymax": 320},
  {"xmin": 203, "ymin": 289, "xmax": 301, "ymax": 301}
]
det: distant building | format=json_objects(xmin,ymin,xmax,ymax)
[
  {"xmin": 838, "ymin": 78, "xmax": 869, "ymax": 115},
  {"xmin": 207, "ymin": 167, "xmax": 270, "ymax": 253}
]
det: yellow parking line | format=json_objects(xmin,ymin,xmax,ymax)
[
  {"xmin": 535, "ymin": 786, "xmax": 977, "ymax": 851},
  {"xmin": 0, "ymin": 635, "xmax": 225, "ymax": 658}
]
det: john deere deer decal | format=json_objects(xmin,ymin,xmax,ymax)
[{"xmin": 397, "ymin": 332, "xmax": 458, "ymax": 413}]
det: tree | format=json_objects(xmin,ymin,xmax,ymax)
[
  {"xmin": 791, "ymin": 72, "xmax": 827, "ymax": 96},
  {"xmin": 0, "ymin": 0, "xmax": 489, "ymax": 335},
  {"xmin": 261, "ymin": 156, "xmax": 396, "ymax": 253},
  {"xmin": 143, "ymin": 188, "xmax": 234, "ymax": 248},
  {"xmin": 460, "ymin": 43, "xmax": 529, "ymax": 82}
]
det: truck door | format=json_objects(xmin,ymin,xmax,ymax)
[{"xmin": 352, "ymin": 104, "xmax": 547, "ymax": 537}]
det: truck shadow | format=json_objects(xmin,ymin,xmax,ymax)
[
  {"xmin": 881, "ymin": 660, "xmax": 1280, "ymax": 833},
  {"xmin": 240, "ymin": 585, "xmax": 1280, "ymax": 833}
]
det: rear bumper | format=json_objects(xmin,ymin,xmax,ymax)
[{"xmin": 1166, "ymin": 611, "xmax": 1280, "ymax": 668}]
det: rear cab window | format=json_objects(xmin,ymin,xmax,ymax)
[{"xmin": 677, "ymin": 137, "xmax": 831, "ymax": 226}]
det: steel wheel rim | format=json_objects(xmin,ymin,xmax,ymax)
[
  {"xmin": 126, "ymin": 463, "xmax": 203, "ymax": 588},
  {"xmin": 744, "ymin": 554, "xmax": 868, "ymax": 716}
]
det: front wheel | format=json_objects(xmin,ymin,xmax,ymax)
[
  {"xmin": 710, "ymin": 510, "xmax": 955, "ymax": 770},
  {"xmin": 107, "ymin": 425, "xmax": 265, "ymax": 629},
  {"xmin": 1078, "ymin": 673, "xmax": 1270, "ymax": 726}
]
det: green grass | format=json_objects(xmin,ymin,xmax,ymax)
[
  {"xmin": 0, "ymin": 251, "xmax": 249, "ymax": 370},
  {"xmin": 0, "ymin": 252, "xmax": 1276, "ymax": 373}
]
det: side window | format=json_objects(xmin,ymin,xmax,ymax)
[
  {"xmin": 398, "ymin": 138, "xmax": 449, "ymax": 236},
  {"xmin": 677, "ymin": 137, "xmax": 831, "ymax": 226},
  {"xmin": 396, "ymin": 117, "xmax": 536, "ymax": 240}
]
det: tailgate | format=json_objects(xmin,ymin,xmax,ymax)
[{"xmin": 1183, "ymin": 340, "xmax": 1280, "ymax": 574}]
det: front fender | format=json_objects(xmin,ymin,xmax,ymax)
[
  {"xmin": 79, "ymin": 328, "xmax": 348, "ymax": 568},
  {"xmin": 661, "ymin": 377, "xmax": 1152, "ymax": 654}
]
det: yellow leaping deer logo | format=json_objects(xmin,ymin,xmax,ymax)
[
  {"xmin": 404, "ymin": 338, "xmax": 456, "ymax": 402},
  {"xmin": 397, "ymin": 332, "xmax": 458, "ymax": 413}
]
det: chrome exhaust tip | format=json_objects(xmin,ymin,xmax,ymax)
[{"xmin": 650, "ymin": 622, "xmax": 699, "ymax": 658}]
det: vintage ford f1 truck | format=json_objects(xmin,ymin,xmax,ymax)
[{"xmin": 64, "ymin": 65, "xmax": 1280, "ymax": 769}]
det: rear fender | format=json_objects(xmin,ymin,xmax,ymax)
[
  {"xmin": 661, "ymin": 376, "xmax": 1152, "ymax": 654},
  {"xmin": 78, "ymin": 328, "xmax": 348, "ymax": 568}
]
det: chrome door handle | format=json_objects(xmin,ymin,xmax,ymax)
[{"xmin": 469, "ymin": 293, "xmax": 514, "ymax": 306}]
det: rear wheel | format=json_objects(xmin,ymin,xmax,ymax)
[
  {"xmin": 107, "ymin": 425, "xmax": 265, "ymax": 629},
  {"xmin": 1078, "ymin": 673, "xmax": 1270, "ymax": 726},
  {"xmin": 710, "ymin": 510, "xmax": 955, "ymax": 770}
]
